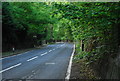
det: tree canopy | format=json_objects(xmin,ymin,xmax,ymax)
[{"xmin": 2, "ymin": 2, "xmax": 120, "ymax": 61}]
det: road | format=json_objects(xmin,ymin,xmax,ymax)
[{"xmin": 1, "ymin": 43, "xmax": 74, "ymax": 80}]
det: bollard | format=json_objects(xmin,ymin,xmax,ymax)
[{"xmin": 12, "ymin": 46, "xmax": 15, "ymax": 53}]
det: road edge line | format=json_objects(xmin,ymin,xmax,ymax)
[
  {"xmin": 65, "ymin": 44, "xmax": 75, "ymax": 80},
  {"xmin": 0, "ymin": 50, "xmax": 34, "ymax": 60}
]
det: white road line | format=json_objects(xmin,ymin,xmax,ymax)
[
  {"xmin": 65, "ymin": 44, "xmax": 75, "ymax": 80},
  {"xmin": 41, "ymin": 52, "xmax": 47, "ymax": 56},
  {"xmin": 0, "ymin": 63, "xmax": 22, "ymax": 73},
  {"xmin": 22, "ymin": 76, "xmax": 27, "ymax": 79},
  {"xmin": 53, "ymin": 49, "xmax": 55, "ymax": 50},
  {"xmin": 0, "ymin": 50, "xmax": 34, "ymax": 60},
  {"xmin": 45, "ymin": 63, "xmax": 55, "ymax": 65},
  {"xmin": 49, "ymin": 50, "xmax": 52, "ymax": 52},
  {"xmin": 32, "ymin": 70, "xmax": 34, "ymax": 72},
  {"xmin": 30, "ymin": 75, "xmax": 33, "ymax": 77},
  {"xmin": 27, "ymin": 56, "xmax": 38, "ymax": 61},
  {"xmin": 28, "ymin": 75, "xmax": 33, "ymax": 79}
]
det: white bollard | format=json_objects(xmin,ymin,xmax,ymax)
[{"xmin": 12, "ymin": 47, "xmax": 15, "ymax": 52}]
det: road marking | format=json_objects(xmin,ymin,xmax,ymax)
[
  {"xmin": 22, "ymin": 76, "xmax": 28, "ymax": 79},
  {"xmin": 53, "ymin": 49, "xmax": 55, "ymax": 50},
  {"xmin": 49, "ymin": 50, "xmax": 52, "ymax": 52},
  {"xmin": 28, "ymin": 75, "xmax": 33, "ymax": 79},
  {"xmin": 19, "ymin": 80, "xmax": 23, "ymax": 81},
  {"xmin": 0, "ymin": 63, "xmax": 21, "ymax": 73},
  {"xmin": 27, "ymin": 56, "xmax": 38, "ymax": 61},
  {"xmin": 41, "ymin": 52, "xmax": 47, "ymax": 56},
  {"xmin": 32, "ymin": 70, "xmax": 35, "ymax": 72},
  {"xmin": 45, "ymin": 63, "xmax": 55, "ymax": 65},
  {"xmin": 0, "ymin": 50, "xmax": 34, "ymax": 60},
  {"xmin": 30, "ymin": 75, "xmax": 33, "ymax": 77},
  {"xmin": 65, "ymin": 44, "xmax": 75, "ymax": 80}
]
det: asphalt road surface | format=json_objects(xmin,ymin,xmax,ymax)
[{"xmin": 1, "ymin": 43, "xmax": 74, "ymax": 80}]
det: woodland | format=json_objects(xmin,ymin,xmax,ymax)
[{"xmin": 2, "ymin": 2, "xmax": 120, "ymax": 64}]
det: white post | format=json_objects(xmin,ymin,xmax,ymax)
[{"xmin": 12, "ymin": 47, "xmax": 15, "ymax": 52}]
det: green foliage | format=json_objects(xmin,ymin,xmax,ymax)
[
  {"xmin": 2, "ymin": 2, "xmax": 56, "ymax": 51},
  {"xmin": 52, "ymin": 2, "xmax": 120, "ymax": 61},
  {"xmin": 2, "ymin": 2, "xmax": 120, "ymax": 62},
  {"xmin": 9, "ymin": 2, "xmax": 54, "ymax": 35}
]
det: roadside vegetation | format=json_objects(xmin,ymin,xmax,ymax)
[{"xmin": 2, "ymin": 2, "xmax": 120, "ymax": 79}]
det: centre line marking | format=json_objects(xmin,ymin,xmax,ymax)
[
  {"xmin": 49, "ymin": 50, "xmax": 52, "ymax": 52},
  {"xmin": 27, "ymin": 56, "xmax": 38, "ymax": 61},
  {"xmin": 0, "ymin": 63, "xmax": 22, "ymax": 73},
  {"xmin": 41, "ymin": 52, "xmax": 47, "ymax": 56}
]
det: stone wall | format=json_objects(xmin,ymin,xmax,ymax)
[{"xmin": 106, "ymin": 52, "xmax": 120, "ymax": 79}]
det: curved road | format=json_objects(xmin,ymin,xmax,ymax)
[{"xmin": 1, "ymin": 43, "xmax": 74, "ymax": 80}]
